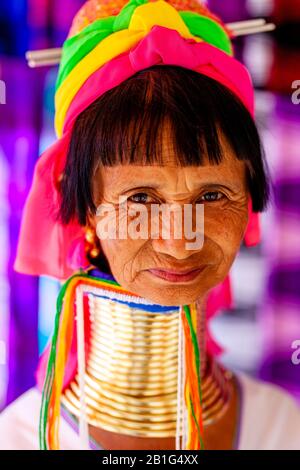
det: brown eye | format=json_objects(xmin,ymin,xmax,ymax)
[
  {"xmin": 128, "ymin": 193, "xmax": 150, "ymax": 204},
  {"xmin": 199, "ymin": 191, "xmax": 224, "ymax": 202}
]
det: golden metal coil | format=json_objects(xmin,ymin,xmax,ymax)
[
  {"xmin": 70, "ymin": 380, "xmax": 176, "ymax": 414},
  {"xmin": 89, "ymin": 339, "xmax": 179, "ymax": 360},
  {"xmin": 91, "ymin": 321, "xmax": 179, "ymax": 341},
  {"xmin": 86, "ymin": 368, "xmax": 178, "ymax": 393},
  {"xmin": 88, "ymin": 347, "xmax": 178, "ymax": 368},
  {"xmin": 90, "ymin": 299, "xmax": 179, "ymax": 320},
  {"xmin": 91, "ymin": 316, "xmax": 179, "ymax": 331},
  {"xmin": 62, "ymin": 291, "xmax": 232, "ymax": 437},
  {"xmin": 69, "ymin": 382, "xmax": 177, "ymax": 421},
  {"xmin": 87, "ymin": 355, "xmax": 179, "ymax": 381},
  {"xmin": 82, "ymin": 372, "xmax": 178, "ymax": 405},
  {"xmin": 90, "ymin": 330, "xmax": 179, "ymax": 346},
  {"xmin": 61, "ymin": 393, "xmax": 177, "ymax": 438},
  {"xmin": 90, "ymin": 333, "xmax": 179, "ymax": 352}
]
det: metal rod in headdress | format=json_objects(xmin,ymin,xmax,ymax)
[{"xmin": 25, "ymin": 18, "xmax": 275, "ymax": 68}]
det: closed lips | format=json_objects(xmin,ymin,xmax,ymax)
[{"xmin": 146, "ymin": 267, "xmax": 205, "ymax": 282}]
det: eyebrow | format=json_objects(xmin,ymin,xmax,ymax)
[{"xmin": 118, "ymin": 182, "xmax": 241, "ymax": 193}]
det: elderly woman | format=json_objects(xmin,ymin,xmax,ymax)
[{"xmin": 0, "ymin": 0, "xmax": 300, "ymax": 451}]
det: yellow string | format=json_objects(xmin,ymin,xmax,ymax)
[{"xmin": 47, "ymin": 276, "xmax": 138, "ymax": 449}]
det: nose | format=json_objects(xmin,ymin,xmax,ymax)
[
  {"xmin": 150, "ymin": 205, "xmax": 204, "ymax": 260},
  {"xmin": 152, "ymin": 237, "xmax": 200, "ymax": 260}
]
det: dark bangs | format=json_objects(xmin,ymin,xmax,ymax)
[{"xmin": 59, "ymin": 65, "xmax": 270, "ymax": 225}]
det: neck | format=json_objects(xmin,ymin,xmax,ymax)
[{"xmin": 61, "ymin": 270, "xmax": 232, "ymax": 439}]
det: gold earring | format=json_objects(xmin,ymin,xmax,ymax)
[{"xmin": 85, "ymin": 227, "xmax": 100, "ymax": 260}]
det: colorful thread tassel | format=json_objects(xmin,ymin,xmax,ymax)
[{"xmin": 39, "ymin": 270, "xmax": 204, "ymax": 450}]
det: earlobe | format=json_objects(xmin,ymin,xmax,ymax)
[
  {"xmin": 85, "ymin": 225, "xmax": 101, "ymax": 260},
  {"xmin": 86, "ymin": 214, "xmax": 96, "ymax": 229}
]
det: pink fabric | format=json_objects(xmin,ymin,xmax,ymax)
[
  {"xmin": 245, "ymin": 199, "xmax": 260, "ymax": 247},
  {"xmin": 205, "ymin": 274, "xmax": 232, "ymax": 355},
  {"xmin": 14, "ymin": 25, "xmax": 257, "ymax": 280},
  {"xmin": 14, "ymin": 129, "xmax": 87, "ymax": 279}
]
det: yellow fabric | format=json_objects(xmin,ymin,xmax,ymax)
[
  {"xmin": 129, "ymin": 0, "xmax": 191, "ymax": 37},
  {"xmin": 55, "ymin": 0, "xmax": 203, "ymax": 137}
]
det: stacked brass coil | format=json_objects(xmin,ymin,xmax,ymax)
[{"xmin": 62, "ymin": 293, "xmax": 232, "ymax": 437}]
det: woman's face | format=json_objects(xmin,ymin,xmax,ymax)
[{"xmin": 92, "ymin": 132, "xmax": 249, "ymax": 306}]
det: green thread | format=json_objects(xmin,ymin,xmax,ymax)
[
  {"xmin": 39, "ymin": 270, "xmax": 122, "ymax": 449},
  {"xmin": 183, "ymin": 304, "xmax": 204, "ymax": 449},
  {"xmin": 183, "ymin": 305, "xmax": 202, "ymax": 405},
  {"xmin": 189, "ymin": 394, "xmax": 205, "ymax": 450}
]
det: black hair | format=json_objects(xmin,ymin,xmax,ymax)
[{"xmin": 59, "ymin": 65, "xmax": 270, "ymax": 226}]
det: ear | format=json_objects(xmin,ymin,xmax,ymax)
[{"xmin": 86, "ymin": 213, "xmax": 97, "ymax": 231}]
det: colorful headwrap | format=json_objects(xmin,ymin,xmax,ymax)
[{"xmin": 15, "ymin": 0, "xmax": 261, "ymax": 451}]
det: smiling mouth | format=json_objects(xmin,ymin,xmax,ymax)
[{"xmin": 146, "ymin": 267, "xmax": 206, "ymax": 283}]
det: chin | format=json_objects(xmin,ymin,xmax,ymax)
[
  {"xmin": 129, "ymin": 281, "xmax": 208, "ymax": 307},
  {"xmin": 116, "ymin": 267, "xmax": 227, "ymax": 307},
  {"xmin": 145, "ymin": 291, "xmax": 201, "ymax": 307}
]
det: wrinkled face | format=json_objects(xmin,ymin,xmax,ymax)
[{"xmin": 91, "ymin": 131, "xmax": 249, "ymax": 306}]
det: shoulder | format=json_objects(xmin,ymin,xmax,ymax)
[
  {"xmin": 0, "ymin": 387, "xmax": 81, "ymax": 450},
  {"xmin": 236, "ymin": 372, "xmax": 300, "ymax": 450},
  {"xmin": 0, "ymin": 388, "xmax": 41, "ymax": 449}
]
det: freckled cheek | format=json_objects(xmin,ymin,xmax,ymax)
[
  {"xmin": 204, "ymin": 207, "xmax": 248, "ymax": 254},
  {"xmin": 98, "ymin": 235, "xmax": 146, "ymax": 280}
]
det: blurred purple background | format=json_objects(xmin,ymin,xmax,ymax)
[{"xmin": 0, "ymin": 0, "xmax": 300, "ymax": 409}]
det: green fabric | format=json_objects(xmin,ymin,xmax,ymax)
[
  {"xmin": 179, "ymin": 11, "xmax": 232, "ymax": 55},
  {"xmin": 113, "ymin": 0, "xmax": 148, "ymax": 32},
  {"xmin": 55, "ymin": 0, "xmax": 231, "ymax": 92},
  {"xmin": 55, "ymin": 0, "xmax": 139, "ymax": 91},
  {"xmin": 55, "ymin": 17, "xmax": 115, "ymax": 90}
]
